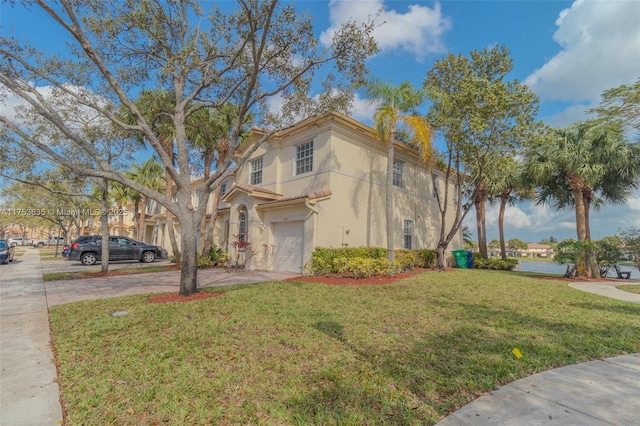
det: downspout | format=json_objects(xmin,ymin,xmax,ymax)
[{"xmin": 305, "ymin": 198, "xmax": 319, "ymax": 261}]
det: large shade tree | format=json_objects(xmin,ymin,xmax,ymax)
[
  {"xmin": 0, "ymin": 0, "xmax": 376, "ymax": 296},
  {"xmin": 590, "ymin": 78, "xmax": 640, "ymax": 134},
  {"xmin": 424, "ymin": 45, "xmax": 542, "ymax": 267},
  {"xmin": 362, "ymin": 78, "xmax": 432, "ymax": 262}
]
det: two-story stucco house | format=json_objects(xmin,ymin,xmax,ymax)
[{"xmin": 206, "ymin": 111, "xmax": 462, "ymax": 273}]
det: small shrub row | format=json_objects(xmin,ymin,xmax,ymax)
[
  {"xmin": 471, "ymin": 252, "xmax": 517, "ymax": 270},
  {"xmin": 333, "ymin": 257, "xmax": 401, "ymax": 278},
  {"xmin": 308, "ymin": 247, "xmax": 437, "ymax": 276}
]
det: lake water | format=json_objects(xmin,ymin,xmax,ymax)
[{"xmin": 517, "ymin": 261, "xmax": 638, "ymax": 279}]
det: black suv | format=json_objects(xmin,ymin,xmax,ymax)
[{"xmin": 68, "ymin": 235, "xmax": 168, "ymax": 266}]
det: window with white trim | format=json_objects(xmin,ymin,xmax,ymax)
[
  {"xmin": 238, "ymin": 211, "xmax": 247, "ymax": 244},
  {"xmin": 250, "ymin": 157, "xmax": 263, "ymax": 185},
  {"xmin": 404, "ymin": 219, "xmax": 413, "ymax": 250},
  {"xmin": 295, "ymin": 141, "xmax": 313, "ymax": 175},
  {"xmin": 220, "ymin": 182, "xmax": 227, "ymax": 197},
  {"xmin": 393, "ymin": 160, "xmax": 404, "ymax": 188}
]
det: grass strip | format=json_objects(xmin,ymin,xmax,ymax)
[
  {"xmin": 50, "ymin": 269, "xmax": 640, "ymax": 425},
  {"xmin": 44, "ymin": 265, "xmax": 180, "ymax": 282},
  {"xmin": 617, "ymin": 285, "xmax": 640, "ymax": 294}
]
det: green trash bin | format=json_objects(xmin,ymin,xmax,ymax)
[{"xmin": 452, "ymin": 249, "xmax": 468, "ymax": 268}]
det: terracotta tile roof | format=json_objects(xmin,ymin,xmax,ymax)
[
  {"xmin": 258, "ymin": 189, "xmax": 331, "ymax": 206},
  {"xmin": 233, "ymin": 182, "xmax": 281, "ymax": 196}
]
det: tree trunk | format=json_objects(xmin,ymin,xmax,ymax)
[
  {"xmin": 133, "ymin": 200, "xmax": 140, "ymax": 239},
  {"xmin": 139, "ymin": 196, "xmax": 147, "ymax": 243},
  {"xmin": 165, "ymin": 174, "xmax": 180, "ymax": 262},
  {"xmin": 118, "ymin": 203, "xmax": 124, "ymax": 235},
  {"xmin": 203, "ymin": 145, "xmax": 228, "ymax": 255},
  {"xmin": 572, "ymin": 186, "xmax": 589, "ymax": 278},
  {"xmin": 386, "ymin": 136, "xmax": 395, "ymax": 262},
  {"xmin": 203, "ymin": 186, "xmax": 221, "ymax": 255},
  {"xmin": 475, "ymin": 183, "xmax": 488, "ymax": 259},
  {"xmin": 582, "ymin": 190, "xmax": 599, "ymax": 277},
  {"xmin": 177, "ymin": 201, "xmax": 199, "ymax": 296},
  {"xmin": 498, "ymin": 191, "xmax": 508, "ymax": 260},
  {"xmin": 199, "ymin": 151, "xmax": 215, "ymax": 254},
  {"xmin": 98, "ymin": 178, "xmax": 109, "ymax": 273},
  {"xmin": 436, "ymin": 243, "xmax": 447, "ymax": 270}
]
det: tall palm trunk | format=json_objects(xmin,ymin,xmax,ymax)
[
  {"xmin": 199, "ymin": 150, "xmax": 215, "ymax": 254},
  {"xmin": 203, "ymin": 139, "xmax": 230, "ymax": 255},
  {"xmin": 386, "ymin": 135, "xmax": 395, "ymax": 262},
  {"xmin": 582, "ymin": 188, "xmax": 599, "ymax": 277},
  {"xmin": 498, "ymin": 189, "xmax": 509, "ymax": 259},
  {"xmin": 161, "ymin": 136, "xmax": 180, "ymax": 261},
  {"xmin": 117, "ymin": 203, "xmax": 124, "ymax": 235},
  {"xmin": 475, "ymin": 182, "xmax": 488, "ymax": 258},
  {"xmin": 98, "ymin": 178, "xmax": 110, "ymax": 273},
  {"xmin": 139, "ymin": 195, "xmax": 148, "ymax": 242},
  {"xmin": 165, "ymin": 173, "xmax": 180, "ymax": 261},
  {"xmin": 571, "ymin": 185, "xmax": 591, "ymax": 278}
]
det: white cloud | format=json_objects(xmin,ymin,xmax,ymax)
[
  {"xmin": 1, "ymin": 83, "xmax": 108, "ymax": 128},
  {"xmin": 541, "ymin": 103, "xmax": 591, "ymax": 129},
  {"xmin": 320, "ymin": 0, "xmax": 451, "ymax": 61},
  {"xmin": 525, "ymin": 0, "xmax": 640, "ymax": 103},
  {"xmin": 349, "ymin": 92, "xmax": 376, "ymax": 123},
  {"xmin": 628, "ymin": 196, "xmax": 640, "ymax": 212}
]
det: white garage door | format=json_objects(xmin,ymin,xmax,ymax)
[{"xmin": 272, "ymin": 221, "xmax": 304, "ymax": 273}]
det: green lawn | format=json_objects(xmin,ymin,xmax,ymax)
[
  {"xmin": 618, "ymin": 285, "xmax": 640, "ymax": 294},
  {"xmin": 49, "ymin": 269, "xmax": 640, "ymax": 425}
]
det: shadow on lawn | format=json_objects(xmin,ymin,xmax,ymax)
[
  {"xmin": 287, "ymin": 302, "xmax": 640, "ymax": 425},
  {"xmin": 569, "ymin": 301, "xmax": 640, "ymax": 315}
]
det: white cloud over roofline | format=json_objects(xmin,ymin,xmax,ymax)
[{"xmin": 320, "ymin": 0, "xmax": 451, "ymax": 61}]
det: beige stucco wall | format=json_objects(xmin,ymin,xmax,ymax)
[{"xmin": 144, "ymin": 112, "xmax": 463, "ymax": 268}]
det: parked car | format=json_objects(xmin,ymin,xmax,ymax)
[
  {"xmin": 7, "ymin": 237, "xmax": 27, "ymax": 247},
  {"xmin": 0, "ymin": 239, "xmax": 15, "ymax": 264},
  {"xmin": 61, "ymin": 244, "xmax": 70, "ymax": 257},
  {"xmin": 31, "ymin": 236, "xmax": 65, "ymax": 248},
  {"xmin": 68, "ymin": 235, "xmax": 168, "ymax": 266}
]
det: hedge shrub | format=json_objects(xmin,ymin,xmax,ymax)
[
  {"xmin": 333, "ymin": 256, "xmax": 401, "ymax": 278},
  {"xmin": 471, "ymin": 253, "xmax": 517, "ymax": 270},
  {"xmin": 308, "ymin": 247, "xmax": 437, "ymax": 276},
  {"xmin": 414, "ymin": 249, "xmax": 436, "ymax": 268}
]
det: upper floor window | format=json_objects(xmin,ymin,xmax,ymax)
[
  {"xmin": 250, "ymin": 157, "xmax": 263, "ymax": 185},
  {"xmin": 296, "ymin": 140, "xmax": 313, "ymax": 175},
  {"xmin": 403, "ymin": 219, "xmax": 413, "ymax": 250},
  {"xmin": 393, "ymin": 160, "xmax": 404, "ymax": 188},
  {"xmin": 220, "ymin": 181, "xmax": 227, "ymax": 197},
  {"xmin": 193, "ymin": 187, "xmax": 204, "ymax": 209}
]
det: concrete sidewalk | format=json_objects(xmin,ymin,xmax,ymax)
[
  {"xmin": 0, "ymin": 249, "xmax": 64, "ymax": 426},
  {"xmin": 436, "ymin": 354, "xmax": 640, "ymax": 425}
]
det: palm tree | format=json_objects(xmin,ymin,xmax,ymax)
[
  {"xmin": 121, "ymin": 90, "xmax": 181, "ymax": 258},
  {"xmin": 524, "ymin": 121, "xmax": 640, "ymax": 277},
  {"xmin": 188, "ymin": 104, "xmax": 253, "ymax": 254},
  {"xmin": 486, "ymin": 157, "xmax": 533, "ymax": 259},
  {"xmin": 362, "ymin": 78, "xmax": 433, "ymax": 262},
  {"xmin": 109, "ymin": 181, "xmax": 130, "ymax": 235},
  {"xmin": 126, "ymin": 158, "xmax": 164, "ymax": 242}
]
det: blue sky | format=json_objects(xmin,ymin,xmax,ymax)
[
  {"xmin": 303, "ymin": 0, "xmax": 640, "ymax": 244},
  {"xmin": 1, "ymin": 0, "xmax": 639, "ymax": 244}
]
